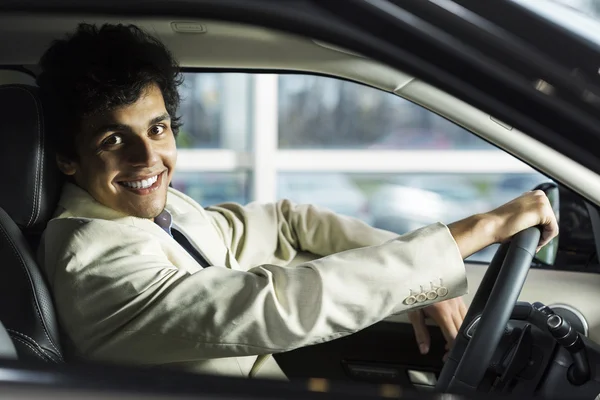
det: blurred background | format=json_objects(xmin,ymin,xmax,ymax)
[{"xmin": 171, "ymin": 72, "xmax": 550, "ymax": 262}]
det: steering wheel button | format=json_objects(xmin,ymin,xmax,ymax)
[
  {"xmin": 404, "ymin": 296, "xmax": 417, "ymax": 305},
  {"xmin": 436, "ymin": 287, "xmax": 448, "ymax": 297},
  {"xmin": 427, "ymin": 291, "xmax": 438, "ymax": 300},
  {"xmin": 416, "ymin": 293, "xmax": 427, "ymax": 302}
]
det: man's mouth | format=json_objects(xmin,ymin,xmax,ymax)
[
  {"xmin": 120, "ymin": 175, "xmax": 159, "ymax": 189},
  {"xmin": 117, "ymin": 171, "xmax": 165, "ymax": 194}
]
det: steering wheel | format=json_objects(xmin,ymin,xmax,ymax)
[{"xmin": 435, "ymin": 226, "xmax": 541, "ymax": 394}]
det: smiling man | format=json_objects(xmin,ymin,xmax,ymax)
[
  {"xmin": 37, "ymin": 23, "xmax": 558, "ymax": 379},
  {"xmin": 58, "ymin": 88, "xmax": 176, "ymax": 218}
]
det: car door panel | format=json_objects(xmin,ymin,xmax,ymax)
[
  {"xmin": 276, "ymin": 258, "xmax": 600, "ymax": 387},
  {"xmin": 274, "ymin": 319, "xmax": 446, "ymax": 386},
  {"xmin": 386, "ymin": 264, "xmax": 599, "ymax": 341}
]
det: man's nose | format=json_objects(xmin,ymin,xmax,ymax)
[{"xmin": 127, "ymin": 137, "xmax": 160, "ymax": 167}]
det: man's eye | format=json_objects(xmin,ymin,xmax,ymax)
[
  {"xmin": 150, "ymin": 125, "xmax": 165, "ymax": 136},
  {"xmin": 102, "ymin": 135, "xmax": 123, "ymax": 147}
]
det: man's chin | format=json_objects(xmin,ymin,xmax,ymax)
[
  {"xmin": 132, "ymin": 209, "xmax": 164, "ymax": 219},
  {"xmin": 116, "ymin": 187, "xmax": 168, "ymax": 219},
  {"xmin": 119, "ymin": 200, "xmax": 166, "ymax": 220}
]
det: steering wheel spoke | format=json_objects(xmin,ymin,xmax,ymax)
[{"xmin": 436, "ymin": 228, "xmax": 541, "ymax": 394}]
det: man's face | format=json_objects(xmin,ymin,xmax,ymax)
[{"xmin": 58, "ymin": 83, "xmax": 177, "ymax": 219}]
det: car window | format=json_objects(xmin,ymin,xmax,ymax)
[{"xmin": 172, "ymin": 72, "xmax": 555, "ymax": 264}]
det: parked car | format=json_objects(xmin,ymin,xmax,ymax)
[
  {"xmin": 370, "ymin": 184, "xmax": 447, "ymax": 234},
  {"xmin": 277, "ymin": 173, "xmax": 373, "ymax": 225},
  {"xmin": 394, "ymin": 175, "xmax": 492, "ymax": 223},
  {"xmin": 489, "ymin": 172, "xmax": 552, "ymax": 207},
  {"xmin": 370, "ymin": 181, "xmax": 497, "ymax": 262}
]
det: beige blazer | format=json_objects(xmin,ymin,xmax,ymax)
[{"xmin": 38, "ymin": 182, "xmax": 467, "ymax": 379}]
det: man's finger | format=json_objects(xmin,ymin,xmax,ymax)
[
  {"xmin": 408, "ymin": 310, "xmax": 430, "ymax": 354},
  {"xmin": 438, "ymin": 313, "xmax": 459, "ymax": 345},
  {"xmin": 452, "ymin": 309, "xmax": 464, "ymax": 333},
  {"xmin": 459, "ymin": 301, "xmax": 468, "ymax": 319},
  {"xmin": 539, "ymin": 211, "xmax": 559, "ymax": 248}
]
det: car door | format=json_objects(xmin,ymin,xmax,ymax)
[
  {"xmin": 261, "ymin": 72, "xmax": 600, "ymax": 390},
  {"xmin": 259, "ymin": 0, "xmax": 600, "ymax": 390},
  {"xmin": 169, "ymin": 68, "xmax": 600, "ymax": 390}
]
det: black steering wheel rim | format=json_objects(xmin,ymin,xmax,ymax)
[{"xmin": 435, "ymin": 226, "xmax": 541, "ymax": 394}]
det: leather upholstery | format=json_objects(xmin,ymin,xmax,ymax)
[
  {"xmin": 0, "ymin": 206, "xmax": 63, "ymax": 362},
  {"xmin": 0, "ymin": 85, "xmax": 62, "ymax": 233},
  {"xmin": 0, "ymin": 321, "xmax": 17, "ymax": 360},
  {"xmin": 0, "ymin": 84, "xmax": 63, "ymax": 363}
]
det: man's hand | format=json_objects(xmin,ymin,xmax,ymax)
[
  {"xmin": 448, "ymin": 190, "xmax": 559, "ymax": 259},
  {"xmin": 485, "ymin": 190, "xmax": 559, "ymax": 252},
  {"xmin": 408, "ymin": 297, "xmax": 467, "ymax": 358},
  {"xmin": 410, "ymin": 190, "xmax": 558, "ymax": 358}
]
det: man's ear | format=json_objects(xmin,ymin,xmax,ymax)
[{"xmin": 56, "ymin": 154, "xmax": 77, "ymax": 176}]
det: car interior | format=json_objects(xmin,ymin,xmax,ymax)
[{"xmin": 2, "ymin": 11, "xmax": 600, "ymax": 398}]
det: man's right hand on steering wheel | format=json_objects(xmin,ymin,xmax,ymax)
[
  {"xmin": 449, "ymin": 189, "xmax": 559, "ymax": 260},
  {"xmin": 408, "ymin": 190, "xmax": 559, "ymax": 359}
]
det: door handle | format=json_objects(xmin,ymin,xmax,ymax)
[{"xmin": 407, "ymin": 369, "xmax": 437, "ymax": 386}]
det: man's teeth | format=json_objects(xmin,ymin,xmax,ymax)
[{"xmin": 121, "ymin": 175, "xmax": 158, "ymax": 189}]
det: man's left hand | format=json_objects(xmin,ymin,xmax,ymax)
[{"xmin": 407, "ymin": 297, "xmax": 467, "ymax": 359}]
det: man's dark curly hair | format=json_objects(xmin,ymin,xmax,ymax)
[{"xmin": 37, "ymin": 23, "xmax": 183, "ymax": 158}]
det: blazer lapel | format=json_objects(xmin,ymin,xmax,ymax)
[
  {"xmin": 171, "ymin": 212, "xmax": 230, "ymax": 268},
  {"xmin": 55, "ymin": 182, "xmax": 236, "ymax": 269}
]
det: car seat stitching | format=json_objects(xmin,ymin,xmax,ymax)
[
  {"xmin": 20, "ymin": 87, "xmax": 42, "ymax": 227},
  {"xmin": 0, "ymin": 218, "xmax": 61, "ymax": 355},
  {"xmin": 7, "ymin": 329, "xmax": 61, "ymax": 363},
  {"xmin": 0, "ymin": 86, "xmax": 41, "ymax": 227},
  {"xmin": 10, "ymin": 336, "xmax": 51, "ymax": 362}
]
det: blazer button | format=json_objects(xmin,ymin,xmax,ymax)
[
  {"xmin": 416, "ymin": 292, "xmax": 427, "ymax": 303},
  {"xmin": 436, "ymin": 287, "xmax": 449, "ymax": 297},
  {"xmin": 427, "ymin": 291, "xmax": 438, "ymax": 300},
  {"xmin": 404, "ymin": 296, "xmax": 417, "ymax": 305}
]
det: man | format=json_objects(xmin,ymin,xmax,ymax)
[{"xmin": 37, "ymin": 23, "xmax": 557, "ymax": 379}]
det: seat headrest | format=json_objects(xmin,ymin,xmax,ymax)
[{"xmin": 0, "ymin": 84, "xmax": 62, "ymax": 232}]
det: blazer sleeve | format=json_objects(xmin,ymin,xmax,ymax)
[
  {"xmin": 204, "ymin": 200, "xmax": 406, "ymax": 268},
  {"xmin": 42, "ymin": 218, "xmax": 466, "ymax": 365}
]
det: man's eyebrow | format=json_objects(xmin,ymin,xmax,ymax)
[
  {"xmin": 149, "ymin": 113, "xmax": 171, "ymax": 126},
  {"xmin": 91, "ymin": 113, "xmax": 171, "ymax": 138},
  {"xmin": 93, "ymin": 123, "xmax": 130, "ymax": 138}
]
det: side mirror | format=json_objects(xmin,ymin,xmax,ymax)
[
  {"xmin": 532, "ymin": 181, "xmax": 600, "ymax": 270},
  {"xmin": 534, "ymin": 182, "xmax": 560, "ymax": 266}
]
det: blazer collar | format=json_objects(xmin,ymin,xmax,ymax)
[
  {"xmin": 55, "ymin": 182, "xmax": 184, "ymax": 240},
  {"xmin": 54, "ymin": 182, "xmax": 230, "ymax": 267},
  {"xmin": 57, "ymin": 182, "xmax": 132, "ymax": 221}
]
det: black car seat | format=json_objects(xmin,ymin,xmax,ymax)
[
  {"xmin": 0, "ymin": 81, "xmax": 64, "ymax": 363},
  {"xmin": 0, "ymin": 320, "xmax": 17, "ymax": 360}
]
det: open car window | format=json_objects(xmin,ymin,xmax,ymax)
[{"xmin": 171, "ymin": 71, "xmax": 554, "ymax": 265}]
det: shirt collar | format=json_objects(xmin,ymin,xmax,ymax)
[
  {"xmin": 154, "ymin": 209, "xmax": 173, "ymax": 236},
  {"xmin": 55, "ymin": 183, "xmax": 176, "ymax": 235}
]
